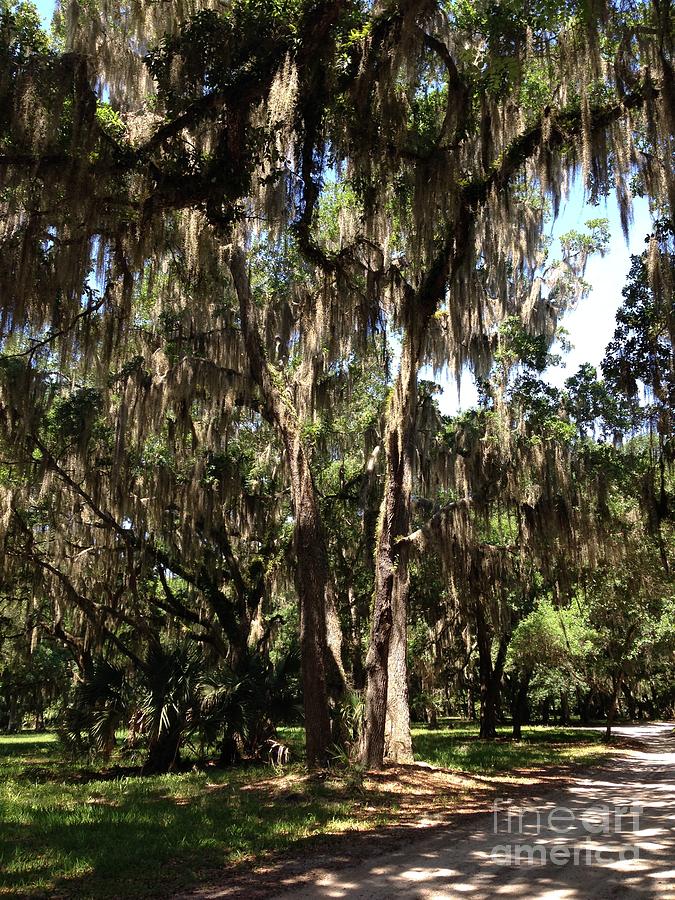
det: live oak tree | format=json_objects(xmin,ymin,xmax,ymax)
[{"xmin": 0, "ymin": 0, "xmax": 673, "ymax": 767}]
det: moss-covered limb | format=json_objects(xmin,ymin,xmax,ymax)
[
  {"xmin": 397, "ymin": 498, "xmax": 471, "ymax": 548},
  {"xmin": 155, "ymin": 566, "xmax": 207, "ymax": 629},
  {"xmin": 418, "ymin": 28, "xmax": 469, "ymax": 149},
  {"xmin": 4, "ymin": 290, "xmax": 108, "ymax": 361},
  {"xmin": 228, "ymin": 248, "xmax": 295, "ymax": 433},
  {"xmin": 410, "ymin": 83, "xmax": 659, "ymax": 323},
  {"xmin": 9, "ymin": 508, "xmax": 150, "ymax": 671},
  {"xmin": 463, "ymin": 84, "xmax": 658, "ymax": 212}
]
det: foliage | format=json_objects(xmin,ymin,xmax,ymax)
[
  {"xmin": 0, "ymin": 0, "xmax": 672, "ymax": 771},
  {"xmin": 58, "ymin": 641, "xmax": 301, "ymax": 769}
]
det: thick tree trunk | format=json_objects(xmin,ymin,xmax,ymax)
[
  {"xmin": 143, "ymin": 728, "xmax": 182, "ymax": 774},
  {"xmin": 384, "ymin": 577, "xmax": 413, "ymax": 763},
  {"xmin": 230, "ymin": 250, "xmax": 344, "ymax": 767},
  {"xmin": 476, "ymin": 604, "xmax": 495, "ymax": 738},
  {"xmin": 357, "ymin": 214, "xmax": 458, "ymax": 768},
  {"xmin": 219, "ymin": 734, "xmax": 241, "ymax": 766},
  {"xmin": 290, "ymin": 448, "xmax": 335, "ymax": 765},
  {"xmin": 324, "ymin": 582, "xmax": 348, "ymax": 700},
  {"xmin": 361, "ymin": 332, "xmax": 417, "ymax": 768},
  {"xmin": 480, "ymin": 676, "xmax": 499, "ymax": 739}
]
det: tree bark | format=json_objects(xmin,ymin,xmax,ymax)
[
  {"xmin": 347, "ymin": 584, "xmax": 365, "ymax": 690},
  {"xmin": 324, "ymin": 582, "xmax": 348, "ymax": 701},
  {"xmin": 230, "ymin": 249, "xmax": 345, "ymax": 767},
  {"xmin": 143, "ymin": 728, "xmax": 182, "ymax": 774},
  {"xmin": 384, "ymin": 577, "xmax": 414, "ymax": 762},
  {"xmin": 361, "ymin": 329, "xmax": 417, "ymax": 768},
  {"xmin": 291, "ymin": 447, "xmax": 337, "ymax": 765}
]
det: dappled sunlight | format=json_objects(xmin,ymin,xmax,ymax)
[{"xmin": 226, "ymin": 723, "xmax": 674, "ymax": 900}]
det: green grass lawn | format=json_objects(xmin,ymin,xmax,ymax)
[
  {"xmin": 412, "ymin": 722, "xmax": 605, "ymax": 771},
  {"xmin": 0, "ymin": 723, "xmax": 605, "ymax": 899}
]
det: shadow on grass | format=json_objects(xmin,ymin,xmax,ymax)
[
  {"xmin": 0, "ymin": 725, "xmax": 605, "ymax": 899},
  {"xmin": 0, "ymin": 768, "xmax": 365, "ymax": 898}
]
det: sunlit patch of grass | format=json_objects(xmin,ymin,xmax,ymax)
[
  {"xmin": 0, "ymin": 735, "xmax": 358, "ymax": 898},
  {"xmin": 411, "ymin": 722, "xmax": 605, "ymax": 772},
  {"xmin": 0, "ymin": 723, "xmax": 608, "ymax": 898}
]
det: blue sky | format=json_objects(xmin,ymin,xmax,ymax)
[
  {"xmin": 35, "ymin": 0, "xmax": 53, "ymax": 23},
  {"xmin": 543, "ymin": 191, "xmax": 650, "ymax": 384},
  {"xmin": 33, "ymin": 0, "xmax": 652, "ymax": 414}
]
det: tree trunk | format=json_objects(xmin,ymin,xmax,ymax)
[
  {"xmin": 283, "ymin": 405, "xmax": 342, "ymax": 767},
  {"xmin": 467, "ymin": 684, "xmax": 476, "ymax": 720},
  {"xmin": 361, "ymin": 329, "xmax": 417, "ymax": 768},
  {"xmin": 559, "ymin": 692, "xmax": 570, "ymax": 726},
  {"xmin": 605, "ymin": 672, "xmax": 624, "ymax": 742},
  {"xmin": 347, "ymin": 584, "xmax": 365, "ymax": 690},
  {"xmin": 324, "ymin": 582, "xmax": 348, "ymax": 701},
  {"xmin": 384, "ymin": 578, "xmax": 413, "ymax": 762},
  {"xmin": 219, "ymin": 732, "xmax": 242, "ymax": 766},
  {"xmin": 512, "ymin": 672, "xmax": 530, "ymax": 740},
  {"xmin": 230, "ymin": 249, "xmax": 345, "ymax": 767},
  {"xmin": 143, "ymin": 728, "xmax": 182, "ymax": 774},
  {"xmin": 541, "ymin": 699, "xmax": 550, "ymax": 724},
  {"xmin": 480, "ymin": 677, "xmax": 499, "ymax": 738},
  {"xmin": 475, "ymin": 605, "xmax": 508, "ymax": 740},
  {"xmin": 7, "ymin": 695, "xmax": 20, "ymax": 734},
  {"xmin": 357, "ymin": 217, "xmax": 457, "ymax": 768}
]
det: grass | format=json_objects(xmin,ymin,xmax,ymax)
[
  {"xmin": 412, "ymin": 722, "xmax": 606, "ymax": 771},
  {"xmin": 0, "ymin": 722, "xmax": 606, "ymax": 898}
]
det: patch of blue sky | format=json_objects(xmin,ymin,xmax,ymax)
[{"xmin": 34, "ymin": 0, "xmax": 54, "ymax": 27}]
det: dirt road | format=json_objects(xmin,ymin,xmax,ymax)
[{"xmin": 270, "ymin": 723, "xmax": 675, "ymax": 899}]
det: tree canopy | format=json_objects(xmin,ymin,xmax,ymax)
[{"xmin": 0, "ymin": 0, "xmax": 673, "ymax": 768}]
